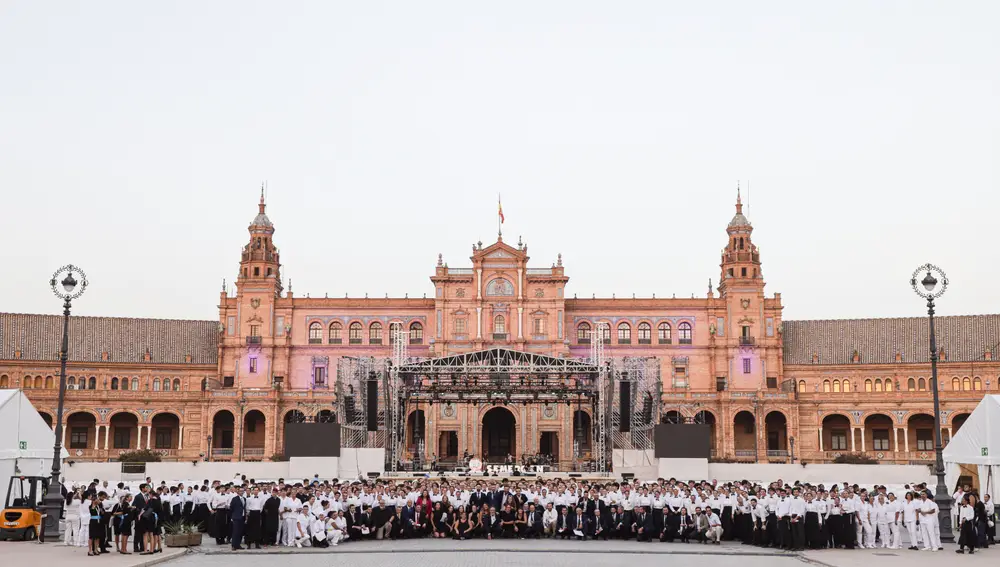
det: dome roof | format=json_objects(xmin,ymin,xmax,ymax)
[
  {"xmin": 251, "ymin": 212, "xmax": 273, "ymax": 228},
  {"xmin": 728, "ymin": 212, "xmax": 751, "ymax": 228}
]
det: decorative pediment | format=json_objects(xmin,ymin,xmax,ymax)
[
  {"xmin": 487, "ymin": 250, "xmax": 512, "ymax": 259},
  {"xmin": 486, "ymin": 278, "xmax": 514, "ymax": 296},
  {"xmin": 246, "ymin": 314, "xmax": 264, "ymax": 324}
]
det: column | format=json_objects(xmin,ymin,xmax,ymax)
[
  {"xmin": 104, "ymin": 425, "xmax": 110, "ymax": 451},
  {"xmin": 894, "ymin": 428, "xmax": 899, "ymax": 452},
  {"xmin": 517, "ymin": 268, "xmax": 523, "ymax": 300},
  {"xmin": 518, "ymin": 307, "xmax": 524, "ymax": 339},
  {"xmin": 850, "ymin": 427, "xmax": 856, "ymax": 451},
  {"xmin": 476, "ymin": 268, "xmax": 482, "ymax": 300},
  {"xmin": 62, "ymin": 426, "xmax": 67, "ymax": 449},
  {"xmin": 147, "ymin": 424, "xmax": 153, "ymax": 449},
  {"xmin": 178, "ymin": 426, "xmax": 184, "ymax": 450},
  {"xmin": 818, "ymin": 426, "xmax": 823, "ymax": 452},
  {"xmin": 476, "ymin": 307, "xmax": 482, "ymax": 339},
  {"xmin": 903, "ymin": 428, "xmax": 909, "ymax": 453},
  {"xmin": 860, "ymin": 427, "xmax": 866, "ymax": 452},
  {"xmin": 946, "ymin": 427, "xmax": 952, "ymax": 446}
]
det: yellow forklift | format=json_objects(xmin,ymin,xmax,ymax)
[{"xmin": 0, "ymin": 476, "xmax": 49, "ymax": 541}]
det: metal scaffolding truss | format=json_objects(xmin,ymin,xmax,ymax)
[
  {"xmin": 610, "ymin": 356, "xmax": 661, "ymax": 453},
  {"xmin": 335, "ymin": 356, "xmax": 392, "ymax": 450},
  {"xmin": 590, "ymin": 323, "xmax": 609, "ymax": 473}
]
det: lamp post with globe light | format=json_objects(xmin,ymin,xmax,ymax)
[
  {"xmin": 41, "ymin": 265, "xmax": 88, "ymax": 538},
  {"xmin": 910, "ymin": 263, "xmax": 953, "ymax": 542}
]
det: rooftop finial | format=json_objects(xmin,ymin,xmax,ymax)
[
  {"xmin": 735, "ymin": 181, "xmax": 743, "ymax": 214},
  {"xmin": 437, "ymin": 253, "xmax": 443, "ymax": 267},
  {"xmin": 259, "ymin": 182, "xmax": 266, "ymax": 214},
  {"xmin": 557, "ymin": 253, "xmax": 563, "ymax": 267},
  {"xmin": 222, "ymin": 278, "xmax": 226, "ymax": 293}
]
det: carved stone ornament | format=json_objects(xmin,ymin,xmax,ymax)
[
  {"xmin": 741, "ymin": 298, "xmax": 750, "ymax": 309},
  {"xmin": 95, "ymin": 408, "xmax": 111, "ymax": 420},
  {"xmin": 543, "ymin": 404, "xmax": 556, "ymax": 419},
  {"xmin": 442, "ymin": 403, "xmax": 456, "ymax": 419},
  {"xmin": 250, "ymin": 298, "xmax": 261, "ymax": 309},
  {"xmin": 455, "ymin": 288, "xmax": 466, "ymax": 298},
  {"xmin": 534, "ymin": 288, "xmax": 544, "ymax": 298},
  {"xmin": 138, "ymin": 408, "xmax": 154, "ymax": 420},
  {"xmin": 708, "ymin": 323, "xmax": 717, "ymax": 335}
]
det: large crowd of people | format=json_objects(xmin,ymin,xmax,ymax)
[{"xmin": 60, "ymin": 475, "xmax": 995, "ymax": 555}]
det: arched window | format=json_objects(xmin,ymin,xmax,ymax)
[
  {"xmin": 349, "ymin": 322, "xmax": 363, "ymax": 344},
  {"xmin": 617, "ymin": 323, "xmax": 631, "ymax": 344},
  {"xmin": 44, "ymin": 376, "xmax": 53, "ymax": 389},
  {"xmin": 77, "ymin": 376, "xmax": 86, "ymax": 390},
  {"xmin": 329, "ymin": 322, "xmax": 342, "ymax": 344},
  {"xmin": 885, "ymin": 379, "xmax": 894, "ymax": 392},
  {"xmin": 111, "ymin": 377, "xmax": 119, "ymax": 390},
  {"xmin": 22, "ymin": 377, "xmax": 30, "ymax": 389},
  {"xmin": 131, "ymin": 377, "xmax": 139, "ymax": 390},
  {"xmin": 577, "ymin": 322, "xmax": 592, "ymax": 343},
  {"xmin": 952, "ymin": 377, "xmax": 961, "ymax": 391},
  {"xmin": 637, "ymin": 322, "xmax": 651, "ymax": 344},
  {"xmin": 842, "ymin": 379, "xmax": 851, "ymax": 392},
  {"xmin": 597, "ymin": 323, "xmax": 611, "ymax": 344},
  {"xmin": 172, "ymin": 378, "xmax": 181, "ymax": 391},
  {"xmin": 798, "ymin": 380, "xmax": 806, "ymax": 392},
  {"xmin": 308, "ymin": 322, "xmax": 323, "ymax": 344},
  {"xmin": 864, "ymin": 379, "xmax": 872, "ymax": 392},
  {"xmin": 88, "ymin": 377, "xmax": 96, "ymax": 390},
  {"xmin": 35, "ymin": 377, "xmax": 43, "ymax": 389},
  {"xmin": 907, "ymin": 378, "xmax": 915, "ymax": 391},
  {"xmin": 874, "ymin": 379, "xmax": 883, "ymax": 392},
  {"xmin": 658, "ymin": 322, "xmax": 671, "ymax": 344},
  {"xmin": 493, "ymin": 315, "xmax": 506, "ymax": 335},
  {"xmin": 369, "ymin": 322, "xmax": 383, "ymax": 344},
  {"xmin": 974, "ymin": 377, "xmax": 982, "ymax": 390},
  {"xmin": 0, "ymin": 375, "xmax": 7, "ymax": 389},
  {"xmin": 67, "ymin": 377, "xmax": 76, "ymax": 389},
  {"xmin": 963, "ymin": 377, "xmax": 971, "ymax": 391},
  {"xmin": 678, "ymin": 322, "xmax": 693, "ymax": 344},
  {"xmin": 153, "ymin": 378, "xmax": 161, "ymax": 391},
  {"xmin": 120, "ymin": 377, "xmax": 129, "ymax": 391},
  {"xmin": 823, "ymin": 379, "xmax": 831, "ymax": 392},
  {"xmin": 388, "ymin": 322, "xmax": 403, "ymax": 344},
  {"xmin": 918, "ymin": 378, "xmax": 926, "ymax": 391},
  {"xmin": 409, "ymin": 322, "xmax": 423, "ymax": 344},
  {"xmin": 832, "ymin": 380, "xmax": 841, "ymax": 393}
]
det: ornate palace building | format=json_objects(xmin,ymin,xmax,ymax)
[{"xmin": 2, "ymin": 191, "xmax": 998, "ymax": 468}]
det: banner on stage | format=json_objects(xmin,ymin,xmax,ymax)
[{"xmin": 485, "ymin": 464, "xmax": 545, "ymax": 475}]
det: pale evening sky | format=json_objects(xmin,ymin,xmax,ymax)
[{"xmin": 1, "ymin": 1, "xmax": 997, "ymax": 322}]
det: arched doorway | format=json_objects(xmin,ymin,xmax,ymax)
[
  {"xmin": 109, "ymin": 412, "xmax": 138, "ymax": 451},
  {"xmin": 864, "ymin": 414, "xmax": 894, "ymax": 454},
  {"xmin": 284, "ymin": 410, "xmax": 306, "ymax": 423},
  {"xmin": 952, "ymin": 412, "xmax": 971, "ymax": 438},
  {"xmin": 822, "ymin": 414, "xmax": 851, "ymax": 453},
  {"xmin": 317, "ymin": 410, "xmax": 337, "ymax": 423},
  {"xmin": 243, "ymin": 410, "xmax": 266, "ymax": 458},
  {"xmin": 66, "ymin": 412, "xmax": 96, "ymax": 450},
  {"xmin": 151, "ymin": 413, "xmax": 180, "ymax": 451},
  {"xmin": 733, "ymin": 410, "xmax": 756, "ymax": 456},
  {"xmin": 907, "ymin": 413, "xmax": 935, "ymax": 454},
  {"xmin": 482, "ymin": 407, "xmax": 516, "ymax": 461},
  {"xmin": 694, "ymin": 410, "xmax": 717, "ymax": 456},
  {"xmin": 407, "ymin": 410, "xmax": 426, "ymax": 456},
  {"xmin": 38, "ymin": 412, "xmax": 53, "ymax": 428},
  {"xmin": 765, "ymin": 411, "xmax": 788, "ymax": 455},
  {"xmin": 211, "ymin": 410, "xmax": 235, "ymax": 457}
]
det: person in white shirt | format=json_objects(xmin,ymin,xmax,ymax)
[
  {"xmin": 705, "ymin": 509, "xmax": 723, "ymax": 543},
  {"xmin": 956, "ymin": 494, "xmax": 976, "ymax": 554},
  {"xmin": 281, "ymin": 492, "xmax": 301, "ymax": 546},
  {"xmin": 64, "ymin": 488, "xmax": 83, "ymax": 547},
  {"xmin": 886, "ymin": 493, "xmax": 902, "ymax": 549},
  {"xmin": 874, "ymin": 494, "xmax": 892, "ymax": 548},
  {"xmin": 902, "ymin": 492, "xmax": 920, "ymax": 549},
  {"xmin": 293, "ymin": 505, "xmax": 312, "ymax": 548},
  {"xmin": 542, "ymin": 502, "xmax": 558, "ymax": 537},
  {"xmin": 917, "ymin": 491, "xmax": 940, "ymax": 551}
]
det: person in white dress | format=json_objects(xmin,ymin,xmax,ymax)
[{"xmin": 917, "ymin": 491, "xmax": 940, "ymax": 551}]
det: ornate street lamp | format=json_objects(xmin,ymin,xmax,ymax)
[
  {"xmin": 910, "ymin": 263, "xmax": 953, "ymax": 542},
  {"xmin": 42, "ymin": 265, "xmax": 88, "ymax": 538}
]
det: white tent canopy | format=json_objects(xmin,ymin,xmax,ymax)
[
  {"xmin": 942, "ymin": 394, "xmax": 1000, "ymax": 497},
  {"xmin": 0, "ymin": 389, "xmax": 68, "ymax": 506}
]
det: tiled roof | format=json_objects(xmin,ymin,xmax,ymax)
[
  {"xmin": 0, "ymin": 313, "xmax": 218, "ymax": 365},
  {"xmin": 782, "ymin": 314, "xmax": 1000, "ymax": 365}
]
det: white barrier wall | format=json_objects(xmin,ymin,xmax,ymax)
[
  {"xmin": 289, "ymin": 457, "xmax": 339, "ymax": 481},
  {"xmin": 337, "ymin": 448, "xmax": 385, "ymax": 479},
  {"xmin": 650, "ymin": 461, "xmax": 935, "ymax": 487},
  {"xmin": 657, "ymin": 458, "xmax": 709, "ymax": 481}
]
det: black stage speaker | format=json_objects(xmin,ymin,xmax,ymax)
[
  {"xmin": 284, "ymin": 422, "xmax": 341, "ymax": 457},
  {"xmin": 653, "ymin": 424, "xmax": 711, "ymax": 458},
  {"xmin": 366, "ymin": 379, "xmax": 378, "ymax": 431},
  {"xmin": 619, "ymin": 381, "xmax": 631, "ymax": 432}
]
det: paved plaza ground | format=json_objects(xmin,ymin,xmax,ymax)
[{"xmin": 1, "ymin": 539, "xmax": 994, "ymax": 567}]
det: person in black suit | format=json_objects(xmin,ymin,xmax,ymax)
[
  {"xmin": 131, "ymin": 485, "xmax": 148, "ymax": 553},
  {"xmin": 527, "ymin": 503, "xmax": 543, "ymax": 538},
  {"xmin": 633, "ymin": 506, "xmax": 654, "ymax": 542},
  {"xmin": 590, "ymin": 508, "xmax": 608, "ymax": 540},
  {"xmin": 483, "ymin": 506, "xmax": 503, "ymax": 540},
  {"xmin": 229, "ymin": 487, "xmax": 247, "ymax": 550},
  {"xmin": 557, "ymin": 507, "xmax": 573, "ymax": 539},
  {"xmin": 609, "ymin": 506, "xmax": 626, "ymax": 539},
  {"xmin": 488, "ymin": 486, "xmax": 504, "ymax": 513},
  {"xmin": 572, "ymin": 508, "xmax": 589, "ymax": 540}
]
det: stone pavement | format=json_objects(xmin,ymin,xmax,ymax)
[{"xmin": 0, "ymin": 541, "xmax": 185, "ymax": 567}]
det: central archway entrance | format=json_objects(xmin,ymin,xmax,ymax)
[{"xmin": 482, "ymin": 407, "xmax": 516, "ymax": 461}]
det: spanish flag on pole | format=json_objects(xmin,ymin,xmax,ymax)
[{"xmin": 498, "ymin": 195, "xmax": 505, "ymax": 224}]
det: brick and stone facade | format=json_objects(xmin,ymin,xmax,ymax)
[{"xmin": 2, "ymin": 190, "xmax": 997, "ymax": 466}]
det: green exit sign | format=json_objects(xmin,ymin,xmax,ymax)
[
  {"xmin": 983, "ymin": 447, "xmax": 989, "ymax": 457},
  {"xmin": 18, "ymin": 441, "xmax": 27, "ymax": 450}
]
